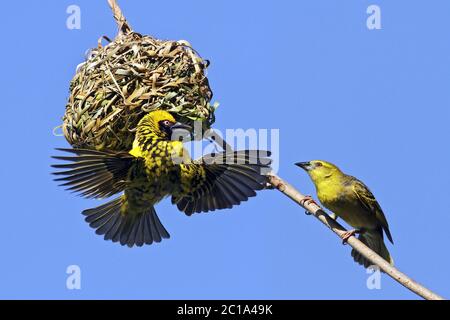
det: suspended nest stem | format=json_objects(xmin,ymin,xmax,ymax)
[{"xmin": 63, "ymin": 3, "xmax": 216, "ymax": 151}]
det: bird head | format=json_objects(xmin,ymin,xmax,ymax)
[
  {"xmin": 137, "ymin": 110, "xmax": 192, "ymax": 141},
  {"xmin": 295, "ymin": 160, "xmax": 342, "ymax": 183}
]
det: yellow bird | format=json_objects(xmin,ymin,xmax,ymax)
[
  {"xmin": 295, "ymin": 160, "xmax": 393, "ymax": 268},
  {"xmin": 52, "ymin": 110, "xmax": 271, "ymax": 247}
]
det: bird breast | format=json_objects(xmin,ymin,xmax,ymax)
[
  {"xmin": 137, "ymin": 141, "xmax": 182, "ymax": 202},
  {"xmin": 317, "ymin": 183, "xmax": 377, "ymax": 229}
]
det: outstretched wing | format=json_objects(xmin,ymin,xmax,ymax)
[
  {"xmin": 51, "ymin": 148, "xmax": 137, "ymax": 199},
  {"xmin": 172, "ymin": 150, "xmax": 271, "ymax": 215},
  {"xmin": 351, "ymin": 178, "xmax": 393, "ymax": 244}
]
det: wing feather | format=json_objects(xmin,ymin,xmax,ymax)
[
  {"xmin": 351, "ymin": 178, "xmax": 393, "ymax": 244},
  {"xmin": 173, "ymin": 150, "xmax": 271, "ymax": 215},
  {"xmin": 51, "ymin": 148, "xmax": 136, "ymax": 199}
]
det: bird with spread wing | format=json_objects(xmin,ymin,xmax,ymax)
[{"xmin": 52, "ymin": 110, "xmax": 271, "ymax": 247}]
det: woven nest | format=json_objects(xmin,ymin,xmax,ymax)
[{"xmin": 62, "ymin": 31, "xmax": 216, "ymax": 151}]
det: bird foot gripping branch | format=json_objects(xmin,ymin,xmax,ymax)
[
  {"xmin": 341, "ymin": 229, "xmax": 360, "ymax": 245},
  {"xmin": 299, "ymin": 195, "xmax": 319, "ymax": 215}
]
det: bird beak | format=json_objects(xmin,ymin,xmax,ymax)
[
  {"xmin": 171, "ymin": 122, "xmax": 192, "ymax": 131},
  {"xmin": 295, "ymin": 162, "xmax": 312, "ymax": 171}
]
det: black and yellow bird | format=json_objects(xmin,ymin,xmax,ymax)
[
  {"xmin": 296, "ymin": 160, "xmax": 394, "ymax": 268},
  {"xmin": 52, "ymin": 110, "xmax": 271, "ymax": 247}
]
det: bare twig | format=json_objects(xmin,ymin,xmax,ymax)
[
  {"xmin": 107, "ymin": 0, "xmax": 132, "ymax": 35},
  {"xmin": 211, "ymin": 133, "xmax": 444, "ymax": 300}
]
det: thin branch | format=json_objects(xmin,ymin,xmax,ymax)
[
  {"xmin": 107, "ymin": 0, "xmax": 132, "ymax": 35},
  {"xmin": 211, "ymin": 132, "xmax": 444, "ymax": 300}
]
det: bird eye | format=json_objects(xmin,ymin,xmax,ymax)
[
  {"xmin": 163, "ymin": 120, "xmax": 171, "ymax": 127},
  {"xmin": 315, "ymin": 162, "xmax": 323, "ymax": 167}
]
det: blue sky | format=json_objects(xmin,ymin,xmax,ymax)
[{"xmin": 0, "ymin": 0, "xmax": 449, "ymax": 299}]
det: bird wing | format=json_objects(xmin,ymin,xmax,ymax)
[
  {"xmin": 172, "ymin": 150, "xmax": 271, "ymax": 215},
  {"xmin": 351, "ymin": 178, "xmax": 393, "ymax": 244},
  {"xmin": 51, "ymin": 148, "xmax": 137, "ymax": 199}
]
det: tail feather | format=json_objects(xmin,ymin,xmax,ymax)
[
  {"xmin": 82, "ymin": 196, "xmax": 170, "ymax": 247},
  {"xmin": 351, "ymin": 228, "xmax": 393, "ymax": 268}
]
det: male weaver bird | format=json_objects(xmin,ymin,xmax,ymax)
[
  {"xmin": 52, "ymin": 110, "xmax": 271, "ymax": 247},
  {"xmin": 295, "ymin": 160, "xmax": 394, "ymax": 268}
]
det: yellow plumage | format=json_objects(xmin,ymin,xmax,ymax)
[
  {"xmin": 296, "ymin": 160, "xmax": 394, "ymax": 268},
  {"xmin": 53, "ymin": 110, "xmax": 271, "ymax": 247}
]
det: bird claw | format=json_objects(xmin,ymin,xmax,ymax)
[
  {"xmin": 300, "ymin": 195, "xmax": 318, "ymax": 207},
  {"xmin": 341, "ymin": 229, "xmax": 360, "ymax": 245},
  {"xmin": 300, "ymin": 195, "xmax": 317, "ymax": 215}
]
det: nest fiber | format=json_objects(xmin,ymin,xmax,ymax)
[{"xmin": 63, "ymin": 32, "xmax": 215, "ymax": 151}]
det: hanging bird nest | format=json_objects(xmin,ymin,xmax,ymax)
[{"xmin": 62, "ymin": 0, "xmax": 216, "ymax": 151}]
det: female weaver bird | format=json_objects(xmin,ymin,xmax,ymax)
[
  {"xmin": 52, "ymin": 110, "xmax": 271, "ymax": 247},
  {"xmin": 295, "ymin": 160, "xmax": 394, "ymax": 268}
]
